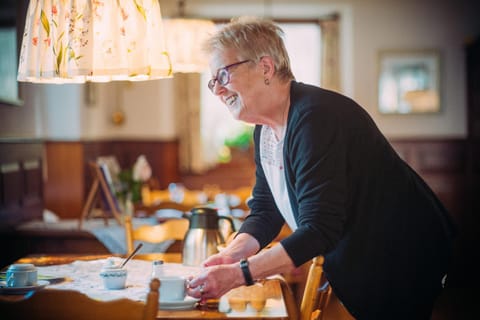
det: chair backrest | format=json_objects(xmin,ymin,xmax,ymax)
[
  {"xmin": 136, "ymin": 201, "xmax": 193, "ymax": 216},
  {"xmin": 273, "ymin": 275, "xmax": 300, "ymax": 320},
  {"xmin": 124, "ymin": 215, "xmax": 190, "ymax": 254},
  {"xmin": 0, "ymin": 278, "xmax": 160, "ymax": 320},
  {"xmin": 300, "ymin": 256, "xmax": 333, "ymax": 320}
]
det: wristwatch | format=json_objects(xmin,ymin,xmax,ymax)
[{"xmin": 240, "ymin": 258, "xmax": 254, "ymax": 286}]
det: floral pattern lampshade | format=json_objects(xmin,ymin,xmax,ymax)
[
  {"xmin": 163, "ymin": 18, "xmax": 216, "ymax": 73},
  {"xmin": 17, "ymin": 0, "xmax": 173, "ymax": 83}
]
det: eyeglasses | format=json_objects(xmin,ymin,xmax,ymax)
[{"xmin": 207, "ymin": 60, "xmax": 251, "ymax": 92}]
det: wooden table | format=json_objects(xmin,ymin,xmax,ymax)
[{"xmin": 6, "ymin": 253, "xmax": 292, "ymax": 319}]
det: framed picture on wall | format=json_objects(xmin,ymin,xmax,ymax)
[{"xmin": 377, "ymin": 49, "xmax": 441, "ymax": 114}]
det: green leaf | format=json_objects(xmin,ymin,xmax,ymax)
[
  {"xmin": 56, "ymin": 43, "xmax": 63, "ymax": 74},
  {"xmin": 134, "ymin": 0, "xmax": 147, "ymax": 20},
  {"xmin": 40, "ymin": 10, "xmax": 50, "ymax": 37},
  {"xmin": 224, "ymin": 126, "xmax": 254, "ymax": 150}
]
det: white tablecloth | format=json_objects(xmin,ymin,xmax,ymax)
[
  {"xmin": 35, "ymin": 258, "xmax": 288, "ymax": 317},
  {"xmin": 37, "ymin": 257, "xmax": 201, "ymax": 302}
]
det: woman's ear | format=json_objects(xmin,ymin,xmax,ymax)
[{"xmin": 260, "ymin": 56, "xmax": 275, "ymax": 77}]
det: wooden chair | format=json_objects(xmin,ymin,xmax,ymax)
[
  {"xmin": 300, "ymin": 256, "xmax": 333, "ymax": 320},
  {"xmin": 274, "ymin": 275, "xmax": 300, "ymax": 320},
  {"xmin": 135, "ymin": 200, "xmax": 193, "ymax": 217},
  {"xmin": 0, "ymin": 278, "xmax": 160, "ymax": 320},
  {"xmin": 124, "ymin": 215, "xmax": 189, "ymax": 254}
]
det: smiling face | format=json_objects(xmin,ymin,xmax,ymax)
[{"xmin": 209, "ymin": 49, "xmax": 267, "ymax": 124}]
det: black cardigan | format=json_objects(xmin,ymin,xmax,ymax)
[{"xmin": 239, "ymin": 81, "xmax": 456, "ymax": 318}]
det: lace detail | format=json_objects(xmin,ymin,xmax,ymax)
[{"xmin": 261, "ymin": 126, "xmax": 284, "ymax": 170}]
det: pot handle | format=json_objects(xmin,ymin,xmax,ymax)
[{"xmin": 219, "ymin": 215, "xmax": 236, "ymax": 232}]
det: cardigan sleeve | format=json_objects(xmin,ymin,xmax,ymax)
[{"xmin": 280, "ymin": 101, "xmax": 348, "ymax": 267}]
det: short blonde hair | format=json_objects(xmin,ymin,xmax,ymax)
[{"xmin": 203, "ymin": 16, "xmax": 294, "ymax": 82}]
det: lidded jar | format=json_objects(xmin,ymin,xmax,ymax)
[{"xmin": 99, "ymin": 258, "xmax": 127, "ymax": 290}]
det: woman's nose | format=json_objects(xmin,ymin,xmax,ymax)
[{"xmin": 212, "ymin": 82, "xmax": 226, "ymax": 95}]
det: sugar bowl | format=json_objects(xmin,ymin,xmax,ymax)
[{"xmin": 99, "ymin": 258, "xmax": 127, "ymax": 290}]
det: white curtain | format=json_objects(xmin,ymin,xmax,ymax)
[
  {"xmin": 319, "ymin": 15, "xmax": 340, "ymax": 92},
  {"xmin": 174, "ymin": 73, "xmax": 212, "ymax": 174}
]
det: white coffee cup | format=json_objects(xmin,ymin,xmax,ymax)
[
  {"xmin": 158, "ymin": 276, "xmax": 187, "ymax": 301},
  {"xmin": 6, "ymin": 264, "xmax": 38, "ymax": 287}
]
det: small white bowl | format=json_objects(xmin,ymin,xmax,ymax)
[{"xmin": 99, "ymin": 267, "xmax": 127, "ymax": 290}]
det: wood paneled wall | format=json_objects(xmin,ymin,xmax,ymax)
[
  {"xmin": 0, "ymin": 140, "xmax": 44, "ymax": 229},
  {"xmin": 0, "ymin": 138, "xmax": 471, "ymax": 224},
  {"xmin": 390, "ymin": 138, "xmax": 467, "ymax": 224},
  {"xmin": 181, "ymin": 148, "xmax": 256, "ymax": 191},
  {"xmin": 44, "ymin": 140, "xmax": 180, "ymax": 219}
]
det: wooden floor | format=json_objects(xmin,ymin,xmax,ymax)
[{"xmin": 320, "ymin": 286, "xmax": 475, "ymax": 320}]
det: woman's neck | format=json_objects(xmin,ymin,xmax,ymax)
[{"xmin": 270, "ymin": 82, "xmax": 291, "ymax": 139}]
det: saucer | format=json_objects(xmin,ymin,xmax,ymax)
[
  {"xmin": 159, "ymin": 297, "xmax": 199, "ymax": 310},
  {"xmin": 0, "ymin": 280, "xmax": 49, "ymax": 295}
]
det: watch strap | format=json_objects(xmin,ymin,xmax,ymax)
[{"xmin": 240, "ymin": 258, "xmax": 254, "ymax": 286}]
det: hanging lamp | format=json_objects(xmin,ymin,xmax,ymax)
[
  {"xmin": 17, "ymin": 0, "xmax": 172, "ymax": 84},
  {"xmin": 163, "ymin": 0, "xmax": 216, "ymax": 73}
]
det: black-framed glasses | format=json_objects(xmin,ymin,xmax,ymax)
[{"xmin": 207, "ymin": 60, "xmax": 251, "ymax": 92}]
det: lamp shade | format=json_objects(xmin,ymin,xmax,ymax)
[
  {"xmin": 17, "ymin": 0, "xmax": 172, "ymax": 83},
  {"xmin": 163, "ymin": 18, "xmax": 216, "ymax": 73}
]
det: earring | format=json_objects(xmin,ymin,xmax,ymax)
[{"xmin": 264, "ymin": 78, "xmax": 270, "ymax": 85}]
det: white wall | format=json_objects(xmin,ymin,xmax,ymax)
[
  {"xmin": 80, "ymin": 80, "xmax": 177, "ymax": 140},
  {"xmin": 350, "ymin": 0, "xmax": 479, "ymax": 138},
  {"xmin": 1, "ymin": 0, "xmax": 479, "ymax": 140}
]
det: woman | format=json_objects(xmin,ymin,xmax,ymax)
[{"xmin": 187, "ymin": 16, "xmax": 456, "ymax": 319}]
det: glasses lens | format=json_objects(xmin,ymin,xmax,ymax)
[
  {"xmin": 208, "ymin": 79, "xmax": 216, "ymax": 91},
  {"xmin": 217, "ymin": 69, "xmax": 230, "ymax": 86}
]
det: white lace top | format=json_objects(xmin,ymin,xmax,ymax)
[{"xmin": 260, "ymin": 125, "xmax": 297, "ymax": 231}]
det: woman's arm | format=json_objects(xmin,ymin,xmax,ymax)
[
  {"xmin": 187, "ymin": 236, "xmax": 295, "ymax": 299},
  {"xmin": 202, "ymin": 232, "xmax": 260, "ymax": 266}
]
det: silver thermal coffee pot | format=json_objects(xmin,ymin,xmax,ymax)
[{"xmin": 182, "ymin": 207, "xmax": 235, "ymax": 266}]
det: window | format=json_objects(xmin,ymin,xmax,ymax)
[
  {"xmin": 200, "ymin": 22, "xmax": 322, "ymax": 164},
  {"xmin": 0, "ymin": 27, "xmax": 21, "ymax": 106}
]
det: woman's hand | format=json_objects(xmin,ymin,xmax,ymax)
[
  {"xmin": 187, "ymin": 263, "xmax": 244, "ymax": 300},
  {"xmin": 186, "ymin": 233, "xmax": 261, "ymax": 301},
  {"xmin": 202, "ymin": 251, "xmax": 236, "ymax": 267}
]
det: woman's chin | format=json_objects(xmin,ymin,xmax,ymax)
[{"xmin": 228, "ymin": 105, "xmax": 242, "ymax": 119}]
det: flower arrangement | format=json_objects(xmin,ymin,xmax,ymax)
[{"xmin": 117, "ymin": 155, "xmax": 152, "ymax": 204}]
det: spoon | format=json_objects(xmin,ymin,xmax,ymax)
[{"xmin": 120, "ymin": 243, "xmax": 143, "ymax": 268}]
